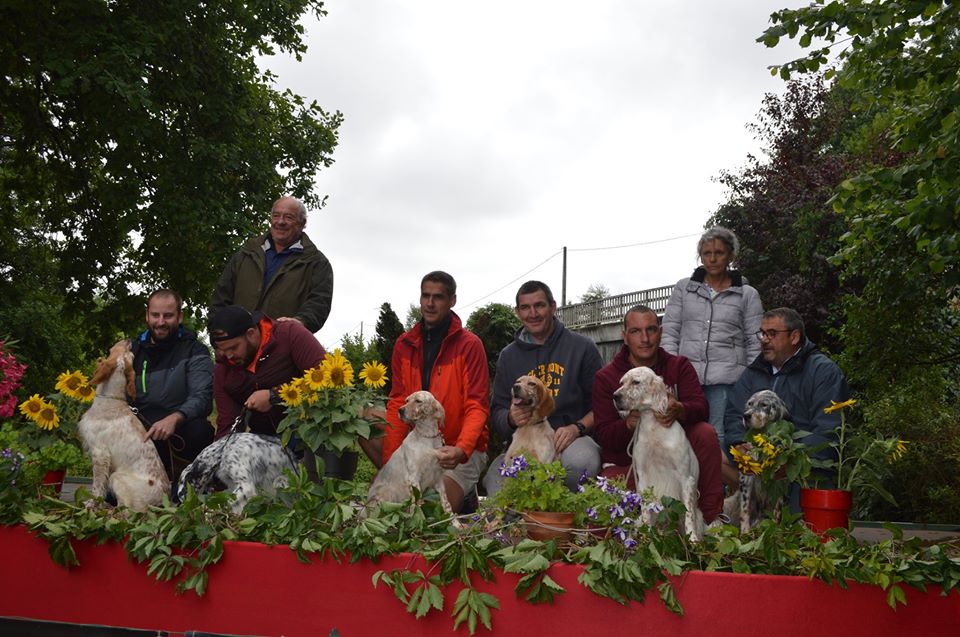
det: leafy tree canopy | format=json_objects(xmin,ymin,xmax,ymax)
[
  {"xmin": 579, "ymin": 283, "xmax": 610, "ymax": 303},
  {"xmin": 373, "ymin": 302, "xmax": 404, "ymax": 393},
  {"xmin": 466, "ymin": 302, "xmax": 521, "ymax": 381},
  {"xmin": 0, "ymin": 0, "xmax": 342, "ymax": 376}
]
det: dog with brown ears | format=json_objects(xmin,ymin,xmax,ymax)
[
  {"xmin": 504, "ymin": 375, "xmax": 557, "ymax": 464},
  {"xmin": 367, "ymin": 391, "xmax": 451, "ymax": 513},
  {"xmin": 79, "ymin": 340, "xmax": 170, "ymax": 511}
]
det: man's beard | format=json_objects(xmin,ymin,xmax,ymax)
[{"xmin": 150, "ymin": 326, "xmax": 177, "ymax": 343}]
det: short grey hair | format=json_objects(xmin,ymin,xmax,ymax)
[
  {"xmin": 293, "ymin": 198, "xmax": 307, "ymax": 224},
  {"xmin": 764, "ymin": 307, "xmax": 806, "ymax": 341},
  {"xmin": 697, "ymin": 226, "xmax": 739, "ymax": 260}
]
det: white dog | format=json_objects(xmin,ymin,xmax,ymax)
[
  {"xmin": 177, "ymin": 433, "xmax": 298, "ymax": 514},
  {"xmin": 80, "ymin": 340, "xmax": 170, "ymax": 511},
  {"xmin": 504, "ymin": 375, "xmax": 556, "ymax": 464},
  {"xmin": 367, "ymin": 391, "xmax": 451, "ymax": 513},
  {"xmin": 613, "ymin": 366, "xmax": 704, "ymax": 541}
]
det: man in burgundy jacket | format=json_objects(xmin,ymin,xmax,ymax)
[
  {"xmin": 592, "ymin": 304, "xmax": 723, "ymax": 523},
  {"xmin": 208, "ymin": 305, "xmax": 325, "ymax": 438}
]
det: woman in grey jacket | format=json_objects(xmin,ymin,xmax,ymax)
[{"xmin": 660, "ymin": 227, "xmax": 763, "ymax": 450}]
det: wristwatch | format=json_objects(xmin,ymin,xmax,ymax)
[{"xmin": 574, "ymin": 422, "xmax": 586, "ymax": 437}]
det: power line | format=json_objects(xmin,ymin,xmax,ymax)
[
  {"xmin": 460, "ymin": 250, "xmax": 562, "ymax": 311},
  {"xmin": 567, "ymin": 231, "xmax": 701, "ymax": 252}
]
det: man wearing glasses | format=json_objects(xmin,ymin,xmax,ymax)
[
  {"xmin": 722, "ymin": 307, "xmax": 850, "ymax": 508},
  {"xmin": 210, "ymin": 195, "xmax": 333, "ymax": 334}
]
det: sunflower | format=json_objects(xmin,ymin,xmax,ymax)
[
  {"xmin": 278, "ymin": 381, "xmax": 304, "ymax": 407},
  {"xmin": 303, "ymin": 366, "xmax": 327, "ymax": 391},
  {"xmin": 74, "ymin": 384, "xmax": 96, "ymax": 402},
  {"xmin": 34, "ymin": 401, "xmax": 60, "ymax": 430},
  {"xmin": 18, "ymin": 394, "xmax": 45, "ymax": 420},
  {"xmin": 823, "ymin": 398, "xmax": 857, "ymax": 414},
  {"xmin": 55, "ymin": 370, "xmax": 90, "ymax": 399},
  {"xmin": 359, "ymin": 361, "xmax": 388, "ymax": 389},
  {"xmin": 889, "ymin": 439, "xmax": 909, "ymax": 463},
  {"xmin": 322, "ymin": 350, "xmax": 354, "ymax": 388},
  {"xmin": 730, "ymin": 445, "xmax": 764, "ymax": 475}
]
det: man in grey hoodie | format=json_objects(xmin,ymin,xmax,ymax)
[{"xmin": 484, "ymin": 280, "xmax": 603, "ymax": 494}]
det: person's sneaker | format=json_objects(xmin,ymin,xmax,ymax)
[{"xmin": 706, "ymin": 514, "xmax": 730, "ymax": 530}]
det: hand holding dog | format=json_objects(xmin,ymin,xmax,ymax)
[
  {"xmin": 143, "ymin": 413, "xmax": 181, "ymax": 442},
  {"xmin": 244, "ymin": 389, "xmax": 272, "ymax": 412},
  {"xmin": 435, "ymin": 445, "xmax": 465, "ymax": 470},
  {"xmin": 554, "ymin": 424, "xmax": 579, "ymax": 454},
  {"xmin": 654, "ymin": 392, "xmax": 686, "ymax": 427},
  {"xmin": 509, "ymin": 402, "xmax": 533, "ymax": 428}
]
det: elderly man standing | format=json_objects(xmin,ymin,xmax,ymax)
[
  {"xmin": 210, "ymin": 195, "xmax": 333, "ymax": 333},
  {"xmin": 485, "ymin": 280, "xmax": 603, "ymax": 494},
  {"xmin": 131, "ymin": 289, "xmax": 214, "ymax": 483},
  {"xmin": 382, "ymin": 271, "xmax": 490, "ymax": 513},
  {"xmin": 723, "ymin": 307, "xmax": 850, "ymax": 509},
  {"xmin": 592, "ymin": 304, "xmax": 723, "ymax": 523}
]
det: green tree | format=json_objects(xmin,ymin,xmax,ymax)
[
  {"xmin": 466, "ymin": 303, "xmax": 521, "ymax": 381},
  {"xmin": 373, "ymin": 303, "xmax": 404, "ymax": 393},
  {"xmin": 0, "ymin": 0, "xmax": 342, "ymax": 391},
  {"xmin": 404, "ymin": 304, "xmax": 422, "ymax": 330},
  {"xmin": 579, "ymin": 283, "xmax": 610, "ymax": 303},
  {"xmin": 340, "ymin": 332, "xmax": 377, "ymax": 369}
]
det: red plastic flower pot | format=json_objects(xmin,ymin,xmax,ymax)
[
  {"xmin": 800, "ymin": 487, "xmax": 852, "ymax": 535},
  {"xmin": 40, "ymin": 469, "xmax": 66, "ymax": 495}
]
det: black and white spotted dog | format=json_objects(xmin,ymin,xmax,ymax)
[
  {"xmin": 724, "ymin": 390, "xmax": 791, "ymax": 532},
  {"xmin": 177, "ymin": 433, "xmax": 298, "ymax": 513}
]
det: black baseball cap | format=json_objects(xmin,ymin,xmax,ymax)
[{"xmin": 207, "ymin": 306, "xmax": 261, "ymax": 342}]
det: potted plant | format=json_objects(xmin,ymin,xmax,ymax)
[
  {"xmin": 576, "ymin": 474, "xmax": 662, "ymax": 548},
  {"xmin": 799, "ymin": 399, "xmax": 907, "ymax": 534},
  {"xmin": 489, "ymin": 455, "xmax": 578, "ymax": 542},
  {"xmin": 276, "ymin": 349, "xmax": 388, "ymax": 480},
  {"xmin": 13, "ymin": 368, "xmax": 92, "ymax": 492}
]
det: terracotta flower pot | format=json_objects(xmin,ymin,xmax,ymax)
[
  {"xmin": 522, "ymin": 511, "xmax": 575, "ymax": 543},
  {"xmin": 41, "ymin": 469, "xmax": 66, "ymax": 495},
  {"xmin": 800, "ymin": 487, "xmax": 852, "ymax": 535}
]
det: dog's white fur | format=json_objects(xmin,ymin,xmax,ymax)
[
  {"xmin": 723, "ymin": 390, "xmax": 790, "ymax": 532},
  {"xmin": 367, "ymin": 391, "xmax": 451, "ymax": 513},
  {"xmin": 177, "ymin": 433, "xmax": 297, "ymax": 514},
  {"xmin": 79, "ymin": 340, "xmax": 170, "ymax": 511},
  {"xmin": 614, "ymin": 366, "xmax": 704, "ymax": 541},
  {"xmin": 504, "ymin": 375, "xmax": 556, "ymax": 464}
]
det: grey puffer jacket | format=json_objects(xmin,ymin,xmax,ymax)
[{"xmin": 660, "ymin": 267, "xmax": 763, "ymax": 386}]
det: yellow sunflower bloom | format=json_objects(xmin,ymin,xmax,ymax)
[
  {"xmin": 74, "ymin": 384, "xmax": 96, "ymax": 402},
  {"xmin": 889, "ymin": 439, "xmax": 908, "ymax": 463},
  {"xmin": 730, "ymin": 446, "xmax": 762, "ymax": 475},
  {"xmin": 303, "ymin": 366, "xmax": 326, "ymax": 391},
  {"xmin": 824, "ymin": 398, "xmax": 857, "ymax": 414},
  {"xmin": 278, "ymin": 381, "xmax": 303, "ymax": 406},
  {"xmin": 359, "ymin": 361, "xmax": 388, "ymax": 388},
  {"xmin": 34, "ymin": 402, "xmax": 60, "ymax": 430},
  {"xmin": 55, "ymin": 370, "xmax": 90, "ymax": 399},
  {"xmin": 18, "ymin": 394, "xmax": 45, "ymax": 420},
  {"xmin": 322, "ymin": 353, "xmax": 354, "ymax": 388}
]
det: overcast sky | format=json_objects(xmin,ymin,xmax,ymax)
[{"xmin": 260, "ymin": 1, "xmax": 803, "ymax": 349}]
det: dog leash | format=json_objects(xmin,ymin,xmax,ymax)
[{"xmin": 191, "ymin": 408, "xmax": 251, "ymax": 497}]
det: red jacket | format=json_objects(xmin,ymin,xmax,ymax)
[
  {"xmin": 213, "ymin": 318, "xmax": 325, "ymax": 438},
  {"xmin": 383, "ymin": 312, "xmax": 489, "ymax": 462},
  {"xmin": 593, "ymin": 345, "xmax": 708, "ymax": 466}
]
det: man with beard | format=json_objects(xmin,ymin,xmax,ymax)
[
  {"xmin": 131, "ymin": 289, "xmax": 214, "ymax": 483},
  {"xmin": 208, "ymin": 304, "xmax": 325, "ymax": 439}
]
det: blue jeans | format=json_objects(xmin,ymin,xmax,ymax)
[{"xmin": 702, "ymin": 383, "xmax": 733, "ymax": 452}]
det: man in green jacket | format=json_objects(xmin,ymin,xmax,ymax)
[{"xmin": 209, "ymin": 196, "xmax": 333, "ymax": 334}]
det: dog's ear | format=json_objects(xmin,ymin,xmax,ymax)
[
  {"xmin": 123, "ymin": 353, "xmax": 136, "ymax": 399},
  {"xmin": 432, "ymin": 399, "xmax": 445, "ymax": 426},
  {"xmin": 649, "ymin": 374, "xmax": 669, "ymax": 414},
  {"xmin": 89, "ymin": 356, "xmax": 112, "ymax": 387},
  {"xmin": 536, "ymin": 383, "xmax": 555, "ymax": 420}
]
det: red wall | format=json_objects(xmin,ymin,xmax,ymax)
[{"xmin": 0, "ymin": 525, "xmax": 956, "ymax": 636}]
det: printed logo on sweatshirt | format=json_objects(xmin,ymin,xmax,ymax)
[{"xmin": 528, "ymin": 363, "xmax": 563, "ymax": 397}]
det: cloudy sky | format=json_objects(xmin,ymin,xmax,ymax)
[{"xmin": 261, "ymin": 1, "xmax": 803, "ymax": 348}]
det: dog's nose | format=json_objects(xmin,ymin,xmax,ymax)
[
  {"xmin": 511, "ymin": 384, "xmax": 522, "ymax": 397},
  {"xmin": 399, "ymin": 407, "xmax": 406, "ymax": 420}
]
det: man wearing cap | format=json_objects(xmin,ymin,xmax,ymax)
[
  {"xmin": 131, "ymin": 289, "xmax": 214, "ymax": 482},
  {"xmin": 208, "ymin": 305, "xmax": 326, "ymax": 438},
  {"xmin": 209, "ymin": 195, "xmax": 334, "ymax": 334}
]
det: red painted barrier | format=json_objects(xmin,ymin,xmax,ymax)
[{"xmin": 0, "ymin": 524, "xmax": 957, "ymax": 636}]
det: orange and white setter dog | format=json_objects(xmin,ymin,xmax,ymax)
[
  {"xmin": 80, "ymin": 340, "xmax": 169, "ymax": 511},
  {"xmin": 504, "ymin": 375, "xmax": 557, "ymax": 464}
]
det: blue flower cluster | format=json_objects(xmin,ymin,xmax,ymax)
[
  {"xmin": 498, "ymin": 454, "xmax": 529, "ymax": 478},
  {"xmin": 1, "ymin": 447, "xmax": 24, "ymax": 486},
  {"xmin": 579, "ymin": 475, "xmax": 665, "ymax": 552}
]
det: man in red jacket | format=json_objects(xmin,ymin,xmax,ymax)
[
  {"xmin": 592, "ymin": 305, "xmax": 722, "ymax": 523},
  {"xmin": 383, "ymin": 271, "xmax": 490, "ymax": 513},
  {"xmin": 208, "ymin": 305, "xmax": 325, "ymax": 439}
]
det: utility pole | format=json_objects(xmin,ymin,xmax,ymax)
[{"xmin": 561, "ymin": 246, "xmax": 567, "ymax": 306}]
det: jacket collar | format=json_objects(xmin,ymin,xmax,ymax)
[{"xmin": 690, "ymin": 266, "xmax": 745, "ymax": 288}]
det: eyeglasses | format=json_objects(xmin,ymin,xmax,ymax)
[{"xmin": 755, "ymin": 329, "xmax": 793, "ymax": 341}]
